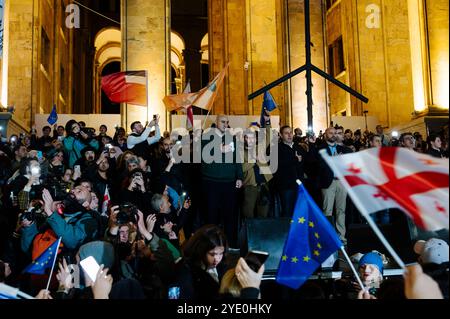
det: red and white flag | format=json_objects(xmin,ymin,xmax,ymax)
[
  {"xmin": 101, "ymin": 71, "xmax": 148, "ymax": 106},
  {"xmin": 101, "ymin": 186, "xmax": 111, "ymax": 216},
  {"xmin": 320, "ymin": 147, "xmax": 449, "ymax": 231}
]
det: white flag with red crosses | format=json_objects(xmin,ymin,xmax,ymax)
[
  {"xmin": 320, "ymin": 147, "xmax": 449, "ymax": 231},
  {"xmin": 101, "ymin": 186, "xmax": 110, "ymax": 217}
]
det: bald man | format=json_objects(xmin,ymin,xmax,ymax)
[
  {"xmin": 318, "ymin": 127, "xmax": 352, "ymax": 245},
  {"xmin": 201, "ymin": 115, "xmax": 243, "ymax": 247}
]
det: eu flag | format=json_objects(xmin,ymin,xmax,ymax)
[
  {"xmin": 22, "ymin": 237, "xmax": 61, "ymax": 275},
  {"xmin": 276, "ymin": 184, "xmax": 342, "ymax": 289},
  {"xmin": 47, "ymin": 104, "xmax": 58, "ymax": 125},
  {"xmin": 260, "ymin": 90, "xmax": 277, "ymax": 128}
]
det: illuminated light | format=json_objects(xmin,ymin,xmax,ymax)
[
  {"xmin": 392, "ymin": 131, "xmax": 399, "ymax": 138},
  {"xmin": 408, "ymin": 0, "xmax": 427, "ymax": 113}
]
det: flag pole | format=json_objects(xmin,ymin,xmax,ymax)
[
  {"xmin": 45, "ymin": 237, "xmax": 62, "ymax": 292},
  {"xmin": 340, "ymin": 246, "xmax": 365, "ymax": 291},
  {"xmin": 202, "ymin": 107, "xmax": 213, "ymax": 131},
  {"xmin": 0, "ymin": 283, "xmax": 35, "ymax": 299},
  {"xmin": 320, "ymin": 151, "xmax": 406, "ymax": 270}
]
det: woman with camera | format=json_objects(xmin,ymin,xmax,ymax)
[
  {"xmin": 117, "ymin": 168, "xmax": 153, "ymax": 214},
  {"xmin": 63, "ymin": 120, "xmax": 99, "ymax": 168}
]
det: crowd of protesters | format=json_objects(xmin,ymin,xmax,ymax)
[{"xmin": 0, "ymin": 113, "xmax": 448, "ymax": 300}]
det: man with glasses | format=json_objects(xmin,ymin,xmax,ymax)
[{"xmin": 201, "ymin": 115, "xmax": 243, "ymax": 248}]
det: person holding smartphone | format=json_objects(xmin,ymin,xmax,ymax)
[
  {"xmin": 127, "ymin": 115, "xmax": 161, "ymax": 161},
  {"xmin": 63, "ymin": 120, "xmax": 100, "ymax": 168},
  {"xmin": 174, "ymin": 225, "xmax": 228, "ymax": 300},
  {"xmin": 200, "ymin": 115, "xmax": 243, "ymax": 248},
  {"xmin": 219, "ymin": 257, "xmax": 265, "ymax": 299}
]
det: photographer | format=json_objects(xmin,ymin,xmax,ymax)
[
  {"xmin": 63, "ymin": 120, "xmax": 99, "ymax": 168},
  {"xmin": 52, "ymin": 125, "xmax": 65, "ymax": 141},
  {"xmin": 118, "ymin": 169, "xmax": 153, "ymax": 214},
  {"xmin": 13, "ymin": 158, "xmax": 44, "ymax": 210},
  {"xmin": 20, "ymin": 187, "xmax": 99, "ymax": 256},
  {"xmin": 127, "ymin": 115, "xmax": 161, "ymax": 161},
  {"xmin": 74, "ymin": 146, "xmax": 97, "ymax": 175},
  {"xmin": 150, "ymin": 193, "xmax": 190, "ymax": 248},
  {"xmin": 83, "ymin": 150, "xmax": 116, "ymax": 209},
  {"xmin": 47, "ymin": 151, "xmax": 65, "ymax": 179}
]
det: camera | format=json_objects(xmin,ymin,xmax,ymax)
[
  {"xmin": 116, "ymin": 202, "xmax": 138, "ymax": 224},
  {"xmin": 81, "ymin": 127, "xmax": 96, "ymax": 138},
  {"xmin": 20, "ymin": 202, "xmax": 45, "ymax": 223},
  {"xmin": 47, "ymin": 179, "xmax": 70, "ymax": 201}
]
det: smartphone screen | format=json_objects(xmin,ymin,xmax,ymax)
[
  {"xmin": 168, "ymin": 286, "xmax": 180, "ymax": 299},
  {"xmin": 245, "ymin": 250, "xmax": 269, "ymax": 272},
  {"xmin": 37, "ymin": 151, "xmax": 43, "ymax": 161},
  {"xmin": 80, "ymin": 256, "xmax": 100, "ymax": 283}
]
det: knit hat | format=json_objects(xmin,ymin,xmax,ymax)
[
  {"xmin": 414, "ymin": 238, "xmax": 449, "ymax": 265},
  {"xmin": 78, "ymin": 241, "xmax": 115, "ymax": 269},
  {"xmin": 358, "ymin": 252, "xmax": 384, "ymax": 273}
]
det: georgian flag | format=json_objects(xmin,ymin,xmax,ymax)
[
  {"xmin": 320, "ymin": 147, "xmax": 449, "ymax": 231},
  {"xmin": 101, "ymin": 71, "xmax": 148, "ymax": 106},
  {"xmin": 101, "ymin": 186, "xmax": 111, "ymax": 217}
]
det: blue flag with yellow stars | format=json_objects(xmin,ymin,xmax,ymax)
[
  {"xmin": 260, "ymin": 90, "xmax": 277, "ymax": 128},
  {"xmin": 276, "ymin": 183, "xmax": 342, "ymax": 289},
  {"xmin": 47, "ymin": 104, "xmax": 58, "ymax": 125},
  {"xmin": 22, "ymin": 237, "xmax": 62, "ymax": 275}
]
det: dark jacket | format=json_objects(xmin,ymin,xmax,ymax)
[
  {"xmin": 317, "ymin": 143, "xmax": 353, "ymax": 189},
  {"xmin": 118, "ymin": 189, "xmax": 153, "ymax": 215},
  {"xmin": 428, "ymin": 148, "xmax": 446, "ymax": 159},
  {"xmin": 175, "ymin": 260, "xmax": 226, "ymax": 300},
  {"xmin": 201, "ymin": 130, "xmax": 243, "ymax": 183},
  {"xmin": 273, "ymin": 142, "xmax": 306, "ymax": 191},
  {"xmin": 153, "ymin": 207, "xmax": 189, "ymax": 247}
]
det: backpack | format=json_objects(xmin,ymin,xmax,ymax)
[{"xmin": 31, "ymin": 228, "xmax": 64, "ymax": 260}]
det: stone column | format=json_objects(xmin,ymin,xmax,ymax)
[
  {"xmin": 121, "ymin": 0, "xmax": 170, "ymax": 132},
  {"xmin": 1, "ymin": 0, "xmax": 36, "ymax": 129},
  {"xmin": 208, "ymin": 0, "xmax": 248, "ymax": 115}
]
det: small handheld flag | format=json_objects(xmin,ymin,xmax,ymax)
[
  {"xmin": 47, "ymin": 104, "xmax": 58, "ymax": 125},
  {"xmin": 23, "ymin": 237, "xmax": 62, "ymax": 275},
  {"xmin": 101, "ymin": 186, "xmax": 111, "ymax": 216},
  {"xmin": 260, "ymin": 90, "xmax": 277, "ymax": 128},
  {"xmin": 276, "ymin": 183, "xmax": 342, "ymax": 289}
]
